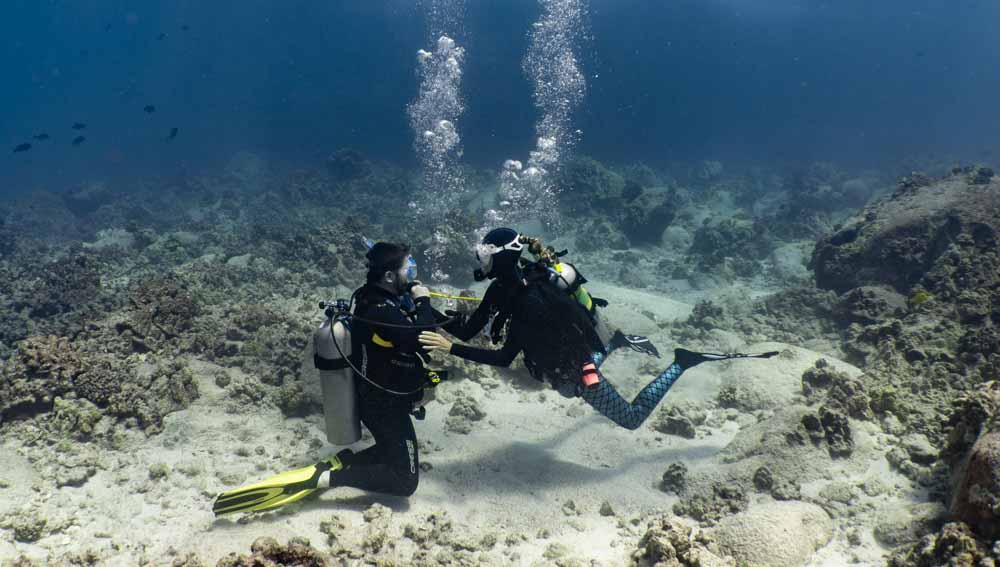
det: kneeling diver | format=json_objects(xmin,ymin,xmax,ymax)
[
  {"xmin": 420, "ymin": 228, "xmax": 777, "ymax": 431},
  {"xmin": 213, "ymin": 242, "xmax": 446, "ymax": 516}
]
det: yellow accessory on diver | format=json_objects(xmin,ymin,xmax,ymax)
[{"xmin": 429, "ymin": 291, "xmax": 482, "ymax": 302}]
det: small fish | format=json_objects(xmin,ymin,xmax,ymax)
[
  {"xmin": 72, "ymin": 136, "xmax": 86, "ymax": 146},
  {"xmin": 13, "ymin": 143, "xmax": 32, "ymax": 153},
  {"xmin": 33, "ymin": 133, "xmax": 50, "ymax": 141},
  {"xmin": 916, "ymin": 51, "xmax": 926, "ymax": 57},
  {"xmin": 166, "ymin": 127, "xmax": 179, "ymax": 141},
  {"xmin": 180, "ymin": 24, "xmax": 190, "ymax": 31},
  {"xmin": 143, "ymin": 105, "xmax": 156, "ymax": 113},
  {"xmin": 157, "ymin": 32, "xmax": 167, "ymax": 40},
  {"xmin": 72, "ymin": 122, "xmax": 87, "ymax": 130},
  {"xmin": 104, "ymin": 22, "xmax": 112, "ymax": 32}
]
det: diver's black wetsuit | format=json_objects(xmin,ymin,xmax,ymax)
[
  {"xmin": 327, "ymin": 284, "xmax": 435, "ymax": 497},
  {"xmin": 444, "ymin": 278, "xmax": 689, "ymax": 430},
  {"xmin": 436, "ymin": 277, "xmax": 519, "ymax": 342}
]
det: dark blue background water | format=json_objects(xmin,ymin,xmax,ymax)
[{"xmin": 3, "ymin": 0, "xmax": 999, "ymax": 194}]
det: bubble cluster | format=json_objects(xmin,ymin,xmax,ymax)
[
  {"xmin": 423, "ymin": 0, "xmax": 465, "ymax": 39},
  {"xmin": 488, "ymin": 0, "xmax": 588, "ymax": 230},
  {"xmin": 408, "ymin": 35, "xmax": 467, "ymax": 216}
]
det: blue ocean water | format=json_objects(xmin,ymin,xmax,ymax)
[{"xmin": 2, "ymin": 0, "xmax": 999, "ymax": 193}]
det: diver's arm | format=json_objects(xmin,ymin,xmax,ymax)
[
  {"xmin": 437, "ymin": 284, "xmax": 498, "ymax": 341},
  {"xmin": 440, "ymin": 301, "xmax": 492, "ymax": 341},
  {"xmin": 449, "ymin": 335, "xmax": 521, "ymax": 367}
]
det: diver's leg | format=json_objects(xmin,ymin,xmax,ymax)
[
  {"xmin": 327, "ymin": 398, "xmax": 419, "ymax": 497},
  {"xmin": 592, "ymin": 350, "xmax": 609, "ymax": 369},
  {"xmin": 578, "ymin": 359, "xmax": 686, "ymax": 430}
]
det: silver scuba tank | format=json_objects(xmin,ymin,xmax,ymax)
[
  {"xmin": 549, "ymin": 262, "xmax": 612, "ymax": 346},
  {"xmin": 550, "ymin": 262, "xmax": 578, "ymax": 291},
  {"xmin": 313, "ymin": 314, "xmax": 362, "ymax": 445}
]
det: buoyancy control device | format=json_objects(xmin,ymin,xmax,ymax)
[{"xmin": 519, "ymin": 236, "xmax": 613, "ymax": 346}]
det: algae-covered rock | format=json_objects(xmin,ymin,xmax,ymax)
[
  {"xmin": 801, "ymin": 405, "xmax": 854, "ymax": 458},
  {"xmin": 106, "ymin": 359, "xmax": 199, "ymax": 433},
  {"xmin": 632, "ymin": 515, "xmax": 734, "ymax": 567},
  {"xmin": 216, "ymin": 536, "xmax": 331, "ymax": 567},
  {"xmin": 445, "ymin": 392, "xmax": 486, "ymax": 435},
  {"xmin": 22, "ymin": 252, "xmax": 102, "ymax": 318},
  {"xmin": 123, "ymin": 276, "xmax": 200, "ymax": 350},
  {"xmin": 660, "ymin": 462, "xmax": 688, "ymax": 494},
  {"xmin": 652, "ymin": 410, "xmax": 696, "ymax": 439},
  {"xmin": 673, "ymin": 482, "xmax": 748, "ymax": 525},
  {"xmin": 575, "ymin": 218, "xmax": 629, "ymax": 252},
  {"xmin": 273, "ymin": 381, "xmax": 318, "ymax": 417},
  {"xmin": 950, "ymin": 430, "xmax": 1000, "ymax": 540},
  {"xmin": 713, "ymin": 502, "xmax": 832, "ymax": 567},
  {"xmin": 812, "ymin": 173, "xmax": 1000, "ymax": 295},
  {"xmin": 801, "ymin": 359, "xmax": 873, "ymax": 420},
  {"xmin": 889, "ymin": 521, "xmax": 1000, "ymax": 567},
  {"xmin": 620, "ymin": 187, "xmax": 679, "ymax": 244},
  {"xmin": 873, "ymin": 502, "xmax": 945, "ymax": 547},
  {"xmin": 559, "ymin": 156, "xmax": 626, "ymax": 215},
  {"xmin": 1, "ymin": 338, "xmax": 197, "ymax": 435},
  {"xmin": 49, "ymin": 396, "xmax": 105, "ymax": 440},
  {"xmin": 8, "ymin": 512, "xmax": 48, "ymax": 543},
  {"xmin": 689, "ymin": 216, "xmax": 772, "ymax": 272}
]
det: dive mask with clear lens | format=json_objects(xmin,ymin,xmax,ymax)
[
  {"xmin": 405, "ymin": 255, "xmax": 418, "ymax": 281},
  {"xmin": 475, "ymin": 234, "xmax": 523, "ymax": 276}
]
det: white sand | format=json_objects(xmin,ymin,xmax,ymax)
[{"xmin": 0, "ymin": 286, "xmax": 916, "ymax": 566}]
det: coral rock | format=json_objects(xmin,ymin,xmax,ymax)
[
  {"xmin": 951, "ymin": 431, "xmax": 1000, "ymax": 539},
  {"xmin": 713, "ymin": 502, "xmax": 833, "ymax": 567},
  {"xmin": 632, "ymin": 515, "xmax": 734, "ymax": 567}
]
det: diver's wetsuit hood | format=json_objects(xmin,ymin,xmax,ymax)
[{"xmin": 475, "ymin": 227, "xmax": 524, "ymax": 282}]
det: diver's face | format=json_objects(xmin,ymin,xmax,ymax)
[{"xmin": 388, "ymin": 255, "xmax": 416, "ymax": 293}]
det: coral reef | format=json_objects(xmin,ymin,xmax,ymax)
[
  {"xmin": 2, "ymin": 151, "xmax": 997, "ymax": 565},
  {"xmin": 20, "ymin": 251, "xmax": 102, "ymax": 318},
  {"xmin": 121, "ymin": 276, "xmax": 201, "ymax": 352},
  {"xmin": 0, "ymin": 336, "xmax": 197, "ymax": 434}
]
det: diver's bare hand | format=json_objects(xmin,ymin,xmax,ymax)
[
  {"xmin": 409, "ymin": 281, "xmax": 431, "ymax": 300},
  {"xmin": 419, "ymin": 331, "xmax": 453, "ymax": 353}
]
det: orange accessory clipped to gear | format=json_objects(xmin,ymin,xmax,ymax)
[{"xmin": 581, "ymin": 362, "xmax": 601, "ymax": 387}]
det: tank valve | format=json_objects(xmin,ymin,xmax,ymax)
[{"xmin": 319, "ymin": 299, "xmax": 351, "ymax": 319}]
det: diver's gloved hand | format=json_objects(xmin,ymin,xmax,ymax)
[
  {"xmin": 419, "ymin": 331, "xmax": 453, "ymax": 354},
  {"xmin": 444, "ymin": 309, "xmax": 466, "ymax": 326},
  {"xmin": 409, "ymin": 281, "xmax": 430, "ymax": 300}
]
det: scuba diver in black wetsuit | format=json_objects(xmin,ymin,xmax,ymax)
[
  {"xmin": 323, "ymin": 241, "xmax": 439, "ymax": 496},
  {"xmin": 431, "ymin": 228, "xmax": 660, "ymax": 362},
  {"xmin": 213, "ymin": 242, "xmax": 446, "ymax": 516},
  {"xmin": 420, "ymin": 228, "xmax": 778, "ymax": 431}
]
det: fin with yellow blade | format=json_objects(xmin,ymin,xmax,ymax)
[{"xmin": 212, "ymin": 456, "xmax": 342, "ymax": 516}]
